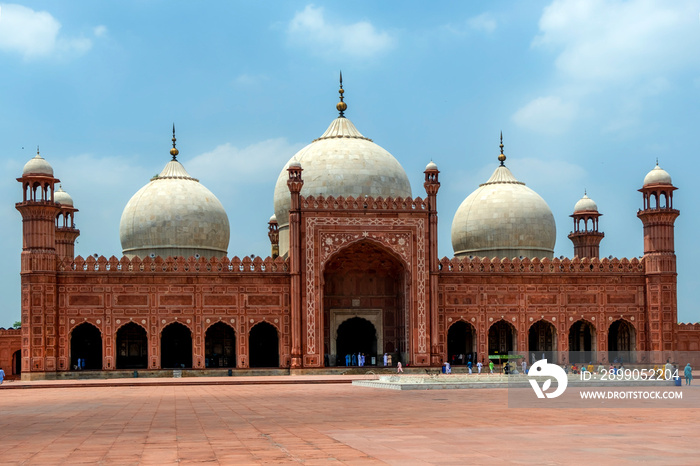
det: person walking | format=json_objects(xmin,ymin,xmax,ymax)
[
  {"xmin": 0, "ymin": 367, "xmax": 5, "ymax": 385},
  {"xmin": 467, "ymin": 360, "xmax": 473, "ymax": 374},
  {"xmin": 477, "ymin": 361, "xmax": 483, "ymax": 374},
  {"xmin": 685, "ymin": 363, "xmax": 693, "ymax": 385},
  {"xmin": 489, "ymin": 360, "xmax": 494, "ymax": 374},
  {"xmin": 397, "ymin": 361, "xmax": 403, "ymax": 373}
]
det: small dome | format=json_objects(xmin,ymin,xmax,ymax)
[
  {"xmin": 451, "ymin": 164, "xmax": 556, "ymax": 259},
  {"xmin": 269, "ymin": 214, "xmax": 277, "ymax": 223},
  {"xmin": 54, "ymin": 186, "xmax": 73, "ymax": 206},
  {"xmin": 643, "ymin": 163, "xmax": 672, "ymax": 186},
  {"xmin": 425, "ymin": 161, "xmax": 438, "ymax": 171},
  {"xmin": 273, "ymin": 116, "xmax": 412, "ymax": 256},
  {"xmin": 120, "ymin": 158, "xmax": 230, "ymax": 259},
  {"xmin": 22, "ymin": 152, "xmax": 53, "ymax": 176},
  {"xmin": 573, "ymin": 193, "xmax": 597, "ymax": 213}
]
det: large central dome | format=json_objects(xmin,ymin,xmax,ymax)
[
  {"xmin": 120, "ymin": 133, "xmax": 230, "ymax": 259},
  {"xmin": 273, "ymin": 85, "xmax": 412, "ymax": 256},
  {"xmin": 451, "ymin": 140, "xmax": 556, "ymax": 259}
]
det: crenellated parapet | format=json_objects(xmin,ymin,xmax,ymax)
[
  {"xmin": 300, "ymin": 194, "xmax": 428, "ymax": 211},
  {"xmin": 57, "ymin": 255, "xmax": 289, "ymax": 273},
  {"xmin": 438, "ymin": 256, "xmax": 644, "ymax": 274}
]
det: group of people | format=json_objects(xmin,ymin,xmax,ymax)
[{"xmin": 344, "ymin": 353, "xmax": 368, "ymax": 367}]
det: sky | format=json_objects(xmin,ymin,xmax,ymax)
[{"xmin": 1, "ymin": 0, "xmax": 699, "ymax": 327}]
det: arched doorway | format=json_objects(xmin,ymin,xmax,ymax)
[
  {"xmin": 205, "ymin": 322, "xmax": 236, "ymax": 368},
  {"xmin": 249, "ymin": 322, "xmax": 279, "ymax": 368},
  {"xmin": 569, "ymin": 320, "xmax": 596, "ymax": 364},
  {"xmin": 323, "ymin": 240, "xmax": 407, "ymax": 367},
  {"xmin": 336, "ymin": 317, "xmax": 377, "ymax": 366},
  {"xmin": 608, "ymin": 319, "xmax": 636, "ymax": 364},
  {"xmin": 529, "ymin": 320, "xmax": 557, "ymax": 363},
  {"xmin": 12, "ymin": 350, "xmax": 21, "ymax": 376},
  {"xmin": 161, "ymin": 322, "xmax": 192, "ymax": 369},
  {"xmin": 70, "ymin": 323, "xmax": 102, "ymax": 370},
  {"xmin": 447, "ymin": 321, "xmax": 477, "ymax": 366},
  {"xmin": 116, "ymin": 322, "xmax": 148, "ymax": 369},
  {"xmin": 488, "ymin": 320, "xmax": 517, "ymax": 363}
]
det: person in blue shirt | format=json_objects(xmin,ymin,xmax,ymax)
[
  {"xmin": 685, "ymin": 363, "xmax": 693, "ymax": 385},
  {"xmin": 0, "ymin": 367, "xmax": 5, "ymax": 384}
]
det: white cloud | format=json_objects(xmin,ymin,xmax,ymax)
[
  {"xmin": 287, "ymin": 5, "xmax": 395, "ymax": 59},
  {"xmin": 467, "ymin": 13, "xmax": 497, "ymax": 33},
  {"xmin": 188, "ymin": 138, "xmax": 303, "ymax": 182},
  {"xmin": 0, "ymin": 3, "xmax": 93, "ymax": 59},
  {"xmin": 93, "ymin": 25, "xmax": 107, "ymax": 37},
  {"xmin": 443, "ymin": 13, "xmax": 497, "ymax": 35},
  {"xmin": 533, "ymin": 0, "xmax": 699, "ymax": 84},
  {"xmin": 512, "ymin": 96, "xmax": 577, "ymax": 134}
]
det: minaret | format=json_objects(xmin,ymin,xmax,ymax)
[
  {"xmin": 287, "ymin": 160, "xmax": 304, "ymax": 369},
  {"xmin": 16, "ymin": 148, "xmax": 61, "ymax": 375},
  {"xmin": 568, "ymin": 192, "xmax": 604, "ymax": 258},
  {"xmin": 268, "ymin": 214, "xmax": 279, "ymax": 259},
  {"xmin": 54, "ymin": 186, "xmax": 80, "ymax": 262},
  {"xmin": 637, "ymin": 162, "xmax": 679, "ymax": 356}
]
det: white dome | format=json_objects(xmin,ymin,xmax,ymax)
[
  {"xmin": 22, "ymin": 152, "xmax": 53, "ymax": 176},
  {"xmin": 451, "ymin": 164, "xmax": 556, "ymax": 259},
  {"xmin": 574, "ymin": 193, "xmax": 597, "ymax": 213},
  {"xmin": 54, "ymin": 186, "xmax": 73, "ymax": 206},
  {"xmin": 273, "ymin": 116, "xmax": 412, "ymax": 256},
  {"xmin": 643, "ymin": 163, "xmax": 672, "ymax": 186},
  {"xmin": 425, "ymin": 161, "xmax": 438, "ymax": 171},
  {"xmin": 119, "ymin": 158, "xmax": 230, "ymax": 259}
]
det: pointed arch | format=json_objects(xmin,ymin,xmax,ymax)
[
  {"xmin": 116, "ymin": 321, "xmax": 148, "ymax": 369},
  {"xmin": 204, "ymin": 321, "xmax": 236, "ymax": 368},
  {"xmin": 569, "ymin": 319, "xmax": 596, "ymax": 364},
  {"xmin": 160, "ymin": 321, "xmax": 192, "ymax": 369},
  {"xmin": 608, "ymin": 319, "xmax": 636, "ymax": 363},
  {"xmin": 447, "ymin": 320, "xmax": 477, "ymax": 365},
  {"xmin": 69, "ymin": 322, "xmax": 102, "ymax": 370},
  {"xmin": 528, "ymin": 320, "xmax": 557, "ymax": 362},
  {"xmin": 488, "ymin": 320, "xmax": 517, "ymax": 357},
  {"xmin": 249, "ymin": 321, "xmax": 279, "ymax": 368}
]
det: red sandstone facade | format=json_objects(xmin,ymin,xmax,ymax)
[{"xmin": 8, "ymin": 152, "xmax": 700, "ymax": 380}]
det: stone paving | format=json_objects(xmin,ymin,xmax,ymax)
[{"xmin": 0, "ymin": 376, "xmax": 698, "ymax": 464}]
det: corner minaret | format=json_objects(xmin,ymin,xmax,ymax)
[
  {"xmin": 268, "ymin": 214, "xmax": 279, "ymax": 259},
  {"xmin": 637, "ymin": 162, "xmax": 679, "ymax": 356},
  {"xmin": 568, "ymin": 192, "xmax": 604, "ymax": 258},
  {"xmin": 16, "ymin": 148, "xmax": 62, "ymax": 376}
]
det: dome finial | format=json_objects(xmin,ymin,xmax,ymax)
[
  {"xmin": 37, "ymin": 145, "xmax": 40, "ymax": 156},
  {"xmin": 498, "ymin": 132, "xmax": 506, "ymax": 166},
  {"xmin": 656, "ymin": 157, "xmax": 659, "ymax": 166},
  {"xmin": 336, "ymin": 71, "xmax": 347, "ymax": 117},
  {"xmin": 170, "ymin": 123, "xmax": 179, "ymax": 160}
]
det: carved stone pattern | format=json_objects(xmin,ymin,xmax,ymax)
[{"xmin": 305, "ymin": 216, "xmax": 427, "ymax": 355}]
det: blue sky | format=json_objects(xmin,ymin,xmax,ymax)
[{"xmin": 1, "ymin": 1, "xmax": 699, "ymax": 327}]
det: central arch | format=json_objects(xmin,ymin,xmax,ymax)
[
  {"xmin": 336, "ymin": 317, "xmax": 378, "ymax": 366},
  {"xmin": 205, "ymin": 322, "xmax": 236, "ymax": 368},
  {"xmin": 160, "ymin": 322, "xmax": 192, "ymax": 369},
  {"xmin": 608, "ymin": 319, "xmax": 636, "ymax": 363},
  {"xmin": 323, "ymin": 240, "xmax": 407, "ymax": 367},
  {"xmin": 447, "ymin": 321, "xmax": 477, "ymax": 365},
  {"xmin": 529, "ymin": 320, "xmax": 557, "ymax": 363},
  {"xmin": 569, "ymin": 320, "xmax": 596, "ymax": 364},
  {"xmin": 70, "ymin": 322, "xmax": 102, "ymax": 370}
]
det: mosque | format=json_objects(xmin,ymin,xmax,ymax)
[{"xmin": 3, "ymin": 80, "xmax": 700, "ymax": 380}]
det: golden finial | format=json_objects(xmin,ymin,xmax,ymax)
[
  {"xmin": 170, "ymin": 124, "xmax": 179, "ymax": 160},
  {"xmin": 336, "ymin": 71, "xmax": 347, "ymax": 117},
  {"xmin": 498, "ymin": 132, "xmax": 506, "ymax": 166}
]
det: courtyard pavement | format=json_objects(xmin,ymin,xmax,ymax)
[{"xmin": 0, "ymin": 376, "xmax": 698, "ymax": 464}]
